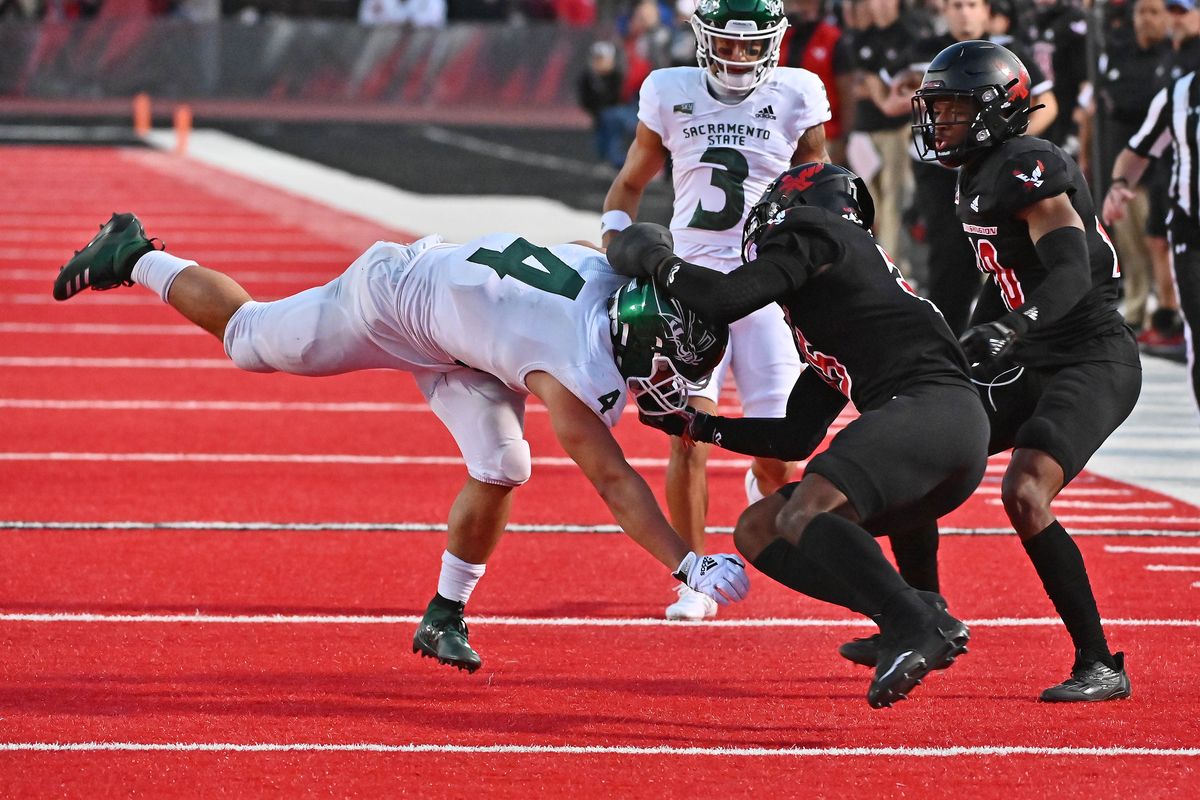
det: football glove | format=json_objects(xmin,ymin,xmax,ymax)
[
  {"xmin": 958, "ymin": 320, "xmax": 1019, "ymax": 366},
  {"xmin": 673, "ymin": 551, "xmax": 749, "ymax": 605},
  {"xmin": 638, "ymin": 408, "xmax": 716, "ymax": 447},
  {"xmin": 606, "ymin": 222, "xmax": 676, "ymax": 279}
]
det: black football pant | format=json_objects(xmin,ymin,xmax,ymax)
[{"xmin": 1168, "ymin": 211, "xmax": 1200, "ymax": 414}]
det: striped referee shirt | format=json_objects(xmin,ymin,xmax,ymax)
[{"xmin": 1129, "ymin": 70, "xmax": 1200, "ymax": 219}]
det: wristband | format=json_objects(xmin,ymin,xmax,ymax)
[
  {"xmin": 600, "ymin": 210, "xmax": 633, "ymax": 234},
  {"xmin": 1109, "ymin": 177, "xmax": 1129, "ymax": 188},
  {"xmin": 673, "ymin": 551, "xmax": 698, "ymax": 582}
]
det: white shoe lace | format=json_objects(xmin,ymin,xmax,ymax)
[{"xmin": 666, "ymin": 584, "xmax": 718, "ymax": 620}]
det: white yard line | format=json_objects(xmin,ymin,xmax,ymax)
[{"xmin": 0, "ymin": 741, "xmax": 1196, "ymax": 757}]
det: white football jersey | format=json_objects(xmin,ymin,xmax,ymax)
[
  {"xmin": 368, "ymin": 234, "xmax": 630, "ymax": 427},
  {"xmin": 639, "ymin": 66, "xmax": 831, "ymax": 254}
]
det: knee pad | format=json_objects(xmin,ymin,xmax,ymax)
[
  {"xmin": 469, "ymin": 438, "xmax": 531, "ymax": 487},
  {"xmin": 223, "ymin": 302, "xmax": 277, "ymax": 374}
]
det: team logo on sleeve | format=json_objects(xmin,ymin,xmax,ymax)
[
  {"xmin": 1013, "ymin": 160, "xmax": 1045, "ymax": 189},
  {"xmin": 673, "ymin": 103, "xmax": 694, "ymax": 115}
]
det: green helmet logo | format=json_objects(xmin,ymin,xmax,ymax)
[
  {"xmin": 608, "ymin": 279, "xmax": 728, "ymax": 415},
  {"xmin": 692, "ymin": 0, "xmax": 789, "ymax": 93}
]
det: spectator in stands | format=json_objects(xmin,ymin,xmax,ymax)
[
  {"xmin": 359, "ymin": 0, "xmax": 447, "ymax": 27},
  {"xmin": 781, "ymin": 0, "xmax": 854, "ymax": 165},
  {"xmin": 578, "ymin": 40, "xmax": 638, "ymax": 169},
  {"xmin": 621, "ymin": 0, "xmax": 674, "ymax": 100},
  {"xmin": 847, "ymin": 0, "xmax": 918, "ymax": 272},
  {"xmin": 1092, "ymin": 0, "xmax": 1176, "ymax": 340},
  {"xmin": 0, "ymin": 0, "xmax": 44, "ymax": 17}
]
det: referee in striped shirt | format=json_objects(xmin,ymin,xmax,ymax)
[{"xmin": 1105, "ymin": 61, "xmax": 1200, "ymax": 414}]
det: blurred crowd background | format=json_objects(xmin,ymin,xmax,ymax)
[{"xmin": 0, "ymin": 0, "xmax": 1190, "ymax": 353}]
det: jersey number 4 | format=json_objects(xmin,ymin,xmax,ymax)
[
  {"xmin": 687, "ymin": 147, "xmax": 750, "ymax": 232},
  {"xmin": 467, "ymin": 238, "xmax": 585, "ymax": 300}
]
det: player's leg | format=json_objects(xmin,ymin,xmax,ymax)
[
  {"xmin": 412, "ymin": 370, "xmax": 531, "ymax": 673},
  {"xmin": 727, "ymin": 304, "xmax": 801, "ymax": 502},
  {"xmin": 662, "ymin": 345, "xmax": 727, "ymax": 620},
  {"xmin": 1004, "ymin": 355, "xmax": 1141, "ymax": 701}
]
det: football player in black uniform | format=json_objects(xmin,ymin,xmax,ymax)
[
  {"xmin": 911, "ymin": 40, "xmax": 1141, "ymax": 702},
  {"xmin": 606, "ymin": 162, "xmax": 990, "ymax": 708}
]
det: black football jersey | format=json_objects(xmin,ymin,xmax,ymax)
[
  {"xmin": 753, "ymin": 207, "xmax": 971, "ymax": 411},
  {"xmin": 955, "ymin": 136, "xmax": 1134, "ymax": 366}
]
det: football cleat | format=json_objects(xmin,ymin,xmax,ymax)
[
  {"xmin": 867, "ymin": 605, "xmax": 969, "ymax": 709},
  {"xmin": 665, "ymin": 583, "xmax": 718, "ymax": 621},
  {"xmin": 53, "ymin": 212, "xmax": 157, "ymax": 301},
  {"xmin": 1040, "ymin": 651, "xmax": 1131, "ymax": 703},
  {"xmin": 413, "ymin": 596, "xmax": 481, "ymax": 673},
  {"xmin": 839, "ymin": 591, "xmax": 950, "ymax": 668}
]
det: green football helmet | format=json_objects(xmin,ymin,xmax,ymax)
[
  {"xmin": 692, "ymin": 0, "xmax": 789, "ymax": 92},
  {"xmin": 608, "ymin": 279, "xmax": 728, "ymax": 416}
]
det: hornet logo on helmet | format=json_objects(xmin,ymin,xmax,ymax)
[{"xmin": 665, "ymin": 313, "xmax": 718, "ymax": 367}]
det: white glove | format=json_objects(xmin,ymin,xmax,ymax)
[{"xmin": 673, "ymin": 551, "xmax": 749, "ymax": 605}]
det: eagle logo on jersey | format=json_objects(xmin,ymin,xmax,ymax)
[{"xmin": 1013, "ymin": 160, "xmax": 1045, "ymax": 189}]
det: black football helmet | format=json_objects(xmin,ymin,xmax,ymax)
[
  {"xmin": 911, "ymin": 40, "xmax": 1035, "ymax": 167},
  {"xmin": 742, "ymin": 162, "xmax": 874, "ymax": 260},
  {"xmin": 608, "ymin": 279, "xmax": 728, "ymax": 416}
]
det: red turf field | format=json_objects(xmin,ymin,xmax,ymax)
[{"xmin": 1, "ymin": 146, "xmax": 1198, "ymax": 798}]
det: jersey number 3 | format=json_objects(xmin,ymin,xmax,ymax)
[
  {"xmin": 468, "ymin": 238, "xmax": 585, "ymax": 300},
  {"xmin": 687, "ymin": 147, "xmax": 749, "ymax": 232}
]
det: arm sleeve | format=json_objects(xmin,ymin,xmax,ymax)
[
  {"xmin": 696, "ymin": 368, "xmax": 848, "ymax": 460},
  {"xmin": 654, "ymin": 254, "xmax": 800, "ymax": 324},
  {"xmin": 1003, "ymin": 226, "xmax": 1092, "ymax": 334}
]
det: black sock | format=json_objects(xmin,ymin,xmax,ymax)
[
  {"xmin": 795, "ymin": 512, "xmax": 912, "ymax": 617},
  {"xmin": 1022, "ymin": 521, "xmax": 1114, "ymax": 668},
  {"xmin": 889, "ymin": 522, "xmax": 940, "ymax": 593},
  {"xmin": 752, "ymin": 538, "xmax": 871, "ymax": 612},
  {"xmin": 430, "ymin": 593, "xmax": 465, "ymax": 613}
]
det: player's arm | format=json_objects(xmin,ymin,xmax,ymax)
[
  {"xmin": 526, "ymin": 371, "xmax": 748, "ymax": 602},
  {"xmin": 960, "ymin": 192, "xmax": 1090, "ymax": 362},
  {"xmin": 643, "ymin": 368, "xmax": 848, "ymax": 460},
  {"xmin": 791, "ymin": 123, "xmax": 830, "ymax": 166},
  {"xmin": 606, "ymin": 222, "xmax": 835, "ymax": 323},
  {"xmin": 601, "ymin": 122, "xmax": 669, "ymax": 248}
]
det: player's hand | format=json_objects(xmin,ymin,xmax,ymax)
[
  {"xmin": 638, "ymin": 407, "xmax": 695, "ymax": 438},
  {"xmin": 674, "ymin": 551, "xmax": 750, "ymax": 605},
  {"xmin": 959, "ymin": 320, "xmax": 1018, "ymax": 365},
  {"xmin": 607, "ymin": 222, "xmax": 675, "ymax": 279}
]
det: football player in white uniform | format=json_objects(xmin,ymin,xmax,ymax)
[
  {"xmin": 52, "ymin": 213, "xmax": 749, "ymax": 673},
  {"xmin": 602, "ymin": 0, "xmax": 832, "ymax": 620}
]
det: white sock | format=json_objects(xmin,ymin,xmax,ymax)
[
  {"xmin": 745, "ymin": 467, "xmax": 765, "ymax": 504},
  {"xmin": 131, "ymin": 250, "xmax": 197, "ymax": 303},
  {"xmin": 437, "ymin": 550, "xmax": 486, "ymax": 604}
]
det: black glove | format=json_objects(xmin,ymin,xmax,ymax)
[
  {"xmin": 958, "ymin": 320, "xmax": 1019, "ymax": 366},
  {"xmin": 607, "ymin": 222, "xmax": 676, "ymax": 279},
  {"xmin": 638, "ymin": 407, "xmax": 717, "ymax": 446}
]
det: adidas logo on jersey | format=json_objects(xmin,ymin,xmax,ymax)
[
  {"xmin": 754, "ymin": 105, "xmax": 777, "ymax": 120},
  {"xmin": 970, "ymin": 196, "xmax": 980, "ymax": 212},
  {"xmin": 673, "ymin": 103, "xmax": 694, "ymax": 114}
]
